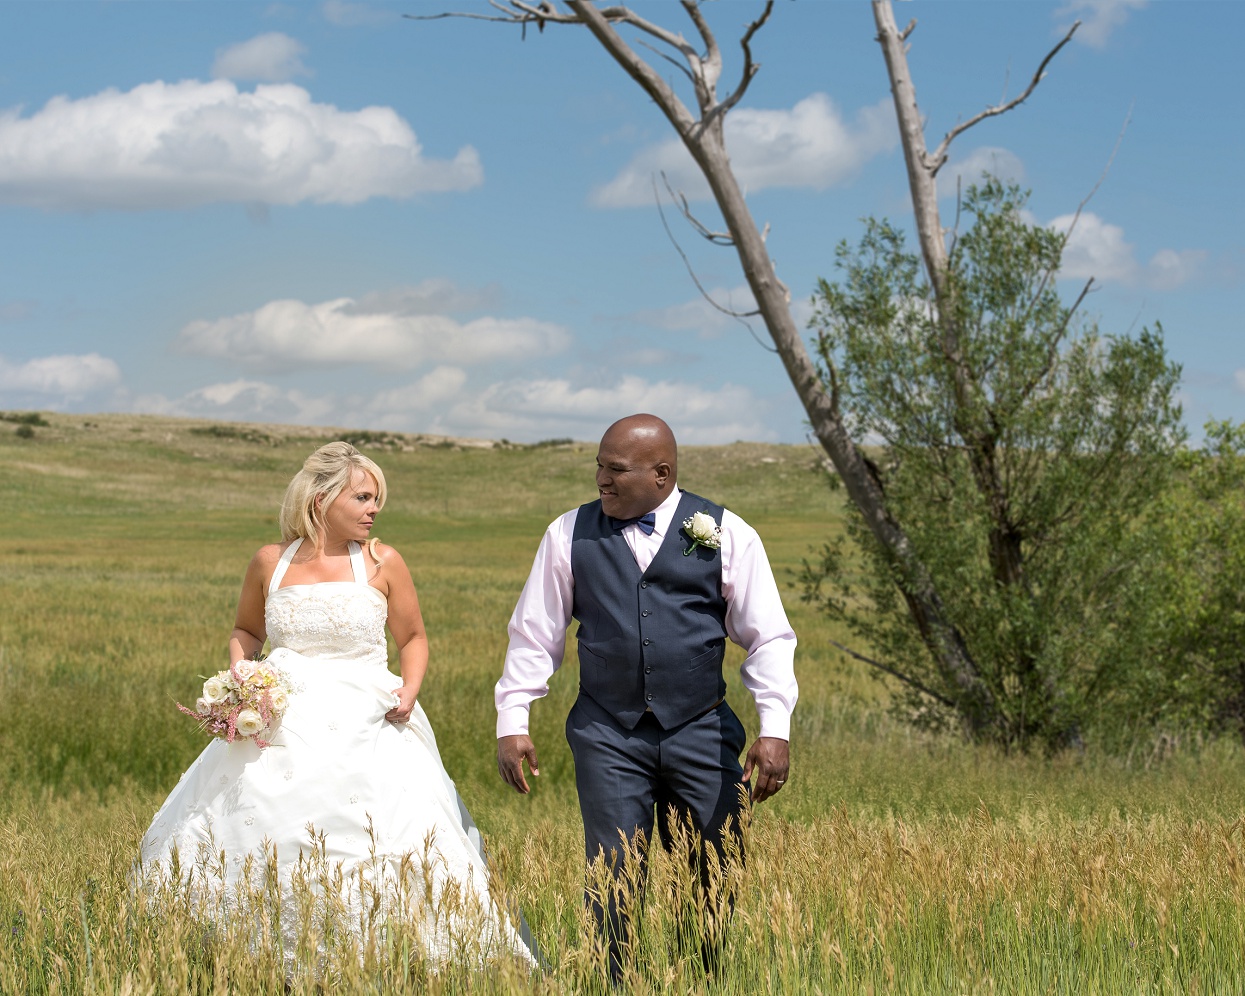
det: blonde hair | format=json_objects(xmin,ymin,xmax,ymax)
[{"xmin": 279, "ymin": 442, "xmax": 387, "ymax": 555}]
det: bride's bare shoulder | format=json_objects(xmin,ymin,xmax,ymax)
[
  {"xmin": 366, "ymin": 541, "xmax": 408, "ymax": 569},
  {"xmin": 254, "ymin": 542, "xmax": 287, "ymax": 563},
  {"xmin": 246, "ymin": 542, "xmax": 289, "ymax": 577}
]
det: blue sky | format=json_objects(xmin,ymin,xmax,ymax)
[{"xmin": 0, "ymin": 0, "xmax": 1238, "ymax": 444}]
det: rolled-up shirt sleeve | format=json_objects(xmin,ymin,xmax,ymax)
[
  {"xmin": 720, "ymin": 509, "xmax": 798, "ymax": 741},
  {"xmin": 495, "ymin": 510, "xmax": 577, "ymax": 737}
]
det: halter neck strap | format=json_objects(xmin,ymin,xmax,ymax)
[
  {"xmin": 267, "ymin": 537, "xmax": 370, "ymax": 592},
  {"xmin": 348, "ymin": 541, "xmax": 369, "ymax": 585},
  {"xmin": 268, "ymin": 537, "xmax": 303, "ymax": 595}
]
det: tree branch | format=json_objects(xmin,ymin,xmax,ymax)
[
  {"xmin": 1008, "ymin": 278, "xmax": 1094, "ymax": 410},
  {"xmin": 828, "ymin": 639, "xmax": 957, "ymax": 708},
  {"xmin": 662, "ymin": 173, "xmax": 733, "ymax": 245},
  {"xmin": 1052, "ymin": 100, "xmax": 1131, "ymax": 257},
  {"xmin": 411, "ymin": 2, "xmax": 701, "ymax": 63},
  {"xmin": 653, "ymin": 178, "xmax": 774, "ymax": 353},
  {"xmin": 718, "ymin": 1, "xmax": 773, "ymax": 118},
  {"xmin": 680, "ymin": 0, "xmax": 721, "ymax": 106},
  {"xmin": 406, "ymin": 1, "xmax": 574, "ymax": 26},
  {"xmin": 636, "ymin": 38, "xmax": 696, "ymax": 86},
  {"xmin": 927, "ymin": 20, "xmax": 1080, "ymax": 173},
  {"xmin": 566, "ymin": 1, "xmax": 699, "ymax": 134}
]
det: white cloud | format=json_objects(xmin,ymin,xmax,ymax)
[
  {"xmin": 133, "ymin": 378, "xmax": 336, "ymax": 424},
  {"xmin": 133, "ymin": 369, "xmax": 469, "ymax": 432},
  {"xmin": 937, "ymin": 146, "xmax": 1026, "ymax": 200},
  {"xmin": 1057, "ymin": 0, "xmax": 1146, "ymax": 49},
  {"xmin": 176, "ymin": 293, "xmax": 571, "ymax": 371},
  {"xmin": 128, "ymin": 370, "xmax": 770, "ymax": 443},
  {"xmin": 591, "ymin": 94, "xmax": 895, "ymax": 208},
  {"xmin": 0, "ymin": 80, "xmax": 482, "ymax": 210},
  {"xmin": 1146, "ymin": 248, "xmax": 1207, "ymax": 292},
  {"xmin": 367, "ymin": 366, "xmax": 468, "ymax": 416},
  {"xmin": 1050, "ymin": 211, "xmax": 1137, "ymax": 283},
  {"xmin": 1049, "ymin": 212, "xmax": 1203, "ymax": 289},
  {"xmin": 0, "ymin": 353, "xmax": 121, "ymax": 396},
  {"xmin": 212, "ymin": 33, "xmax": 310, "ymax": 82},
  {"xmin": 441, "ymin": 375, "xmax": 772, "ymax": 443}
]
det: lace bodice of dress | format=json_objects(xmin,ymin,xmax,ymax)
[{"xmin": 264, "ymin": 539, "xmax": 389, "ymax": 666}]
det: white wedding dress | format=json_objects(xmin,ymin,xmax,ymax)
[{"xmin": 140, "ymin": 538, "xmax": 537, "ymax": 967}]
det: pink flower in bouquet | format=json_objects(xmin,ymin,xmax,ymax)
[{"xmin": 177, "ymin": 659, "xmax": 293, "ymax": 748}]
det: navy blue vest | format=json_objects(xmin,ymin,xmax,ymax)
[{"xmin": 571, "ymin": 490, "xmax": 728, "ymax": 730}]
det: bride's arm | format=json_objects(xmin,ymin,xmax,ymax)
[
  {"xmin": 229, "ymin": 545, "xmax": 276, "ymax": 665},
  {"xmin": 380, "ymin": 545, "xmax": 428, "ymax": 723}
]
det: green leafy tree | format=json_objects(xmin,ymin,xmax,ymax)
[
  {"xmin": 1122, "ymin": 421, "xmax": 1245, "ymax": 741},
  {"xmin": 802, "ymin": 181, "xmax": 1184, "ymax": 750}
]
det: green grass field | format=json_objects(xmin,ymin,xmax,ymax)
[{"xmin": 2, "ymin": 412, "xmax": 1243, "ymax": 993}]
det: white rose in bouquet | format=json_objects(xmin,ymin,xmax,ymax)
[
  {"xmin": 268, "ymin": 686, "xmax": 289, "ymax": 714},
  {"xmin": 202, "ymin": 675, "xmax": 230, "ymax": 704},
  {"xmin": 232, "ymin": 659, "xmax": 259, "ymax": 682},
  {"xmin": 195, "ymin": 697, "xmax": 210, "ymax": 716},
  {"xmin": 235, "ymin": 709, "xmax": 265, "ymax": 738}
]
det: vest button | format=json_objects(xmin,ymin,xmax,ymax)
[
  {"xmin": 643, "ymin": 639, "xmax": 651, "ymax": 646},
  {"xmin": 641, "ymin": 609, "xmax": 650, "ymax": 617},
  {"xmin": 645, "ymin": 667, "xmax": 652, "ymax": 674},
  {"xmin": 646, "ymin": 693, "xmax": 654, "ymax": 701},
  {"xmin": 640, "ymin": 581, "xmax": 648, "ymax": 588}
]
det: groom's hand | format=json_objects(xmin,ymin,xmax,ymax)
[
  {"xmin": 742, "ymin": 737, "xmax": 789, "ymax": 803},
  {"xmin": 497, "ymin": 734, "xmax": 540, "ymax": 794}
]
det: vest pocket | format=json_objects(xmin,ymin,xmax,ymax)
[
  {"xmin": 688, "ymin": 642, "xmax": 724, "ymax": 672},
  {"xmin": 578, "ymin": 643, "xmax": 607, "ymax": 669}
]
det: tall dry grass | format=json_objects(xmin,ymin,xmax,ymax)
[
  {"xmin": 2, "ymin": 413, "xmax": 1244, "ymax": 992},
  {"xmin": 4, "ymin": 790, "xmax": 1243, "ymax": 993}
]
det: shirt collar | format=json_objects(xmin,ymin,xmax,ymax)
[{"xmin": 649, "ymin": 485, "xmax": 683, "ymax": 537}]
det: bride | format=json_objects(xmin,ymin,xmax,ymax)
[{"xmin": 140, "ymin": 441, "xmax": 537, "ymax": 968}]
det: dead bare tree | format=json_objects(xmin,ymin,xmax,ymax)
[
  {"xmin": 872, "ymin": 2, "xmax": 1089, "ymax": 744},
  {"xmin": 414, "ymin": 1, "xmax": 1078, "ymax": 740},
  {"xmin": 875, "ymin": 0, "xmax": 1079, "ymax": 597}
]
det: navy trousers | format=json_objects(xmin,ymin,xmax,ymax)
[{"xmin": 565, "ymin": 691, "xmax": 748, "ymax": 976}]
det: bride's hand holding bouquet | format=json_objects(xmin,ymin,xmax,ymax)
[{"xmin": 177, "ymin": 657, "xmax": 292, "ymax": 748}]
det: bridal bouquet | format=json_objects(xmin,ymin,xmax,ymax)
[{"xmin": 177, "ymin": 658, "xmax": 292, "ymax": 748}]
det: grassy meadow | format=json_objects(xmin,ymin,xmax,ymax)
[{"xmin": 1, "ymin": 412, "xmax": 1244, "ymax": 993}]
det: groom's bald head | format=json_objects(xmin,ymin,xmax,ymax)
[
  {"xmin": 602, "ymin": 414, "xmax": 678, "ymax": 470},
  {"xmin": 595, "ymin": 414, "xmax": 677, "ymax": 519}
]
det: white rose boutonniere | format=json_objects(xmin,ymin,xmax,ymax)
[{"xmin": 682, "ymin": 510, "xmax": 723, "ymax": 557}]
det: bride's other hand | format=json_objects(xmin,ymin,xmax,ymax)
[
  {"xmin": 386, "ymin": 685, "xmax": 418, "ymax": 724},
  {"xmin": 374, "ymin": 543, "xmax": 429, "ymax": 726}
]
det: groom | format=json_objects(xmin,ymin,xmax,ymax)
[{"xmin": 495, "ymin": 413, "xmax": 797, "ymax": 976}]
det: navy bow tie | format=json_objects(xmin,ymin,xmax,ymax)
[{"xmin": 610, "ymin": 511, "xmax": 656, "ymax": 535}]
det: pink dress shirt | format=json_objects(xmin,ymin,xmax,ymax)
[{"xmin": 496, "ymin": 486, "xmax": 798, "ymax": 740}]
